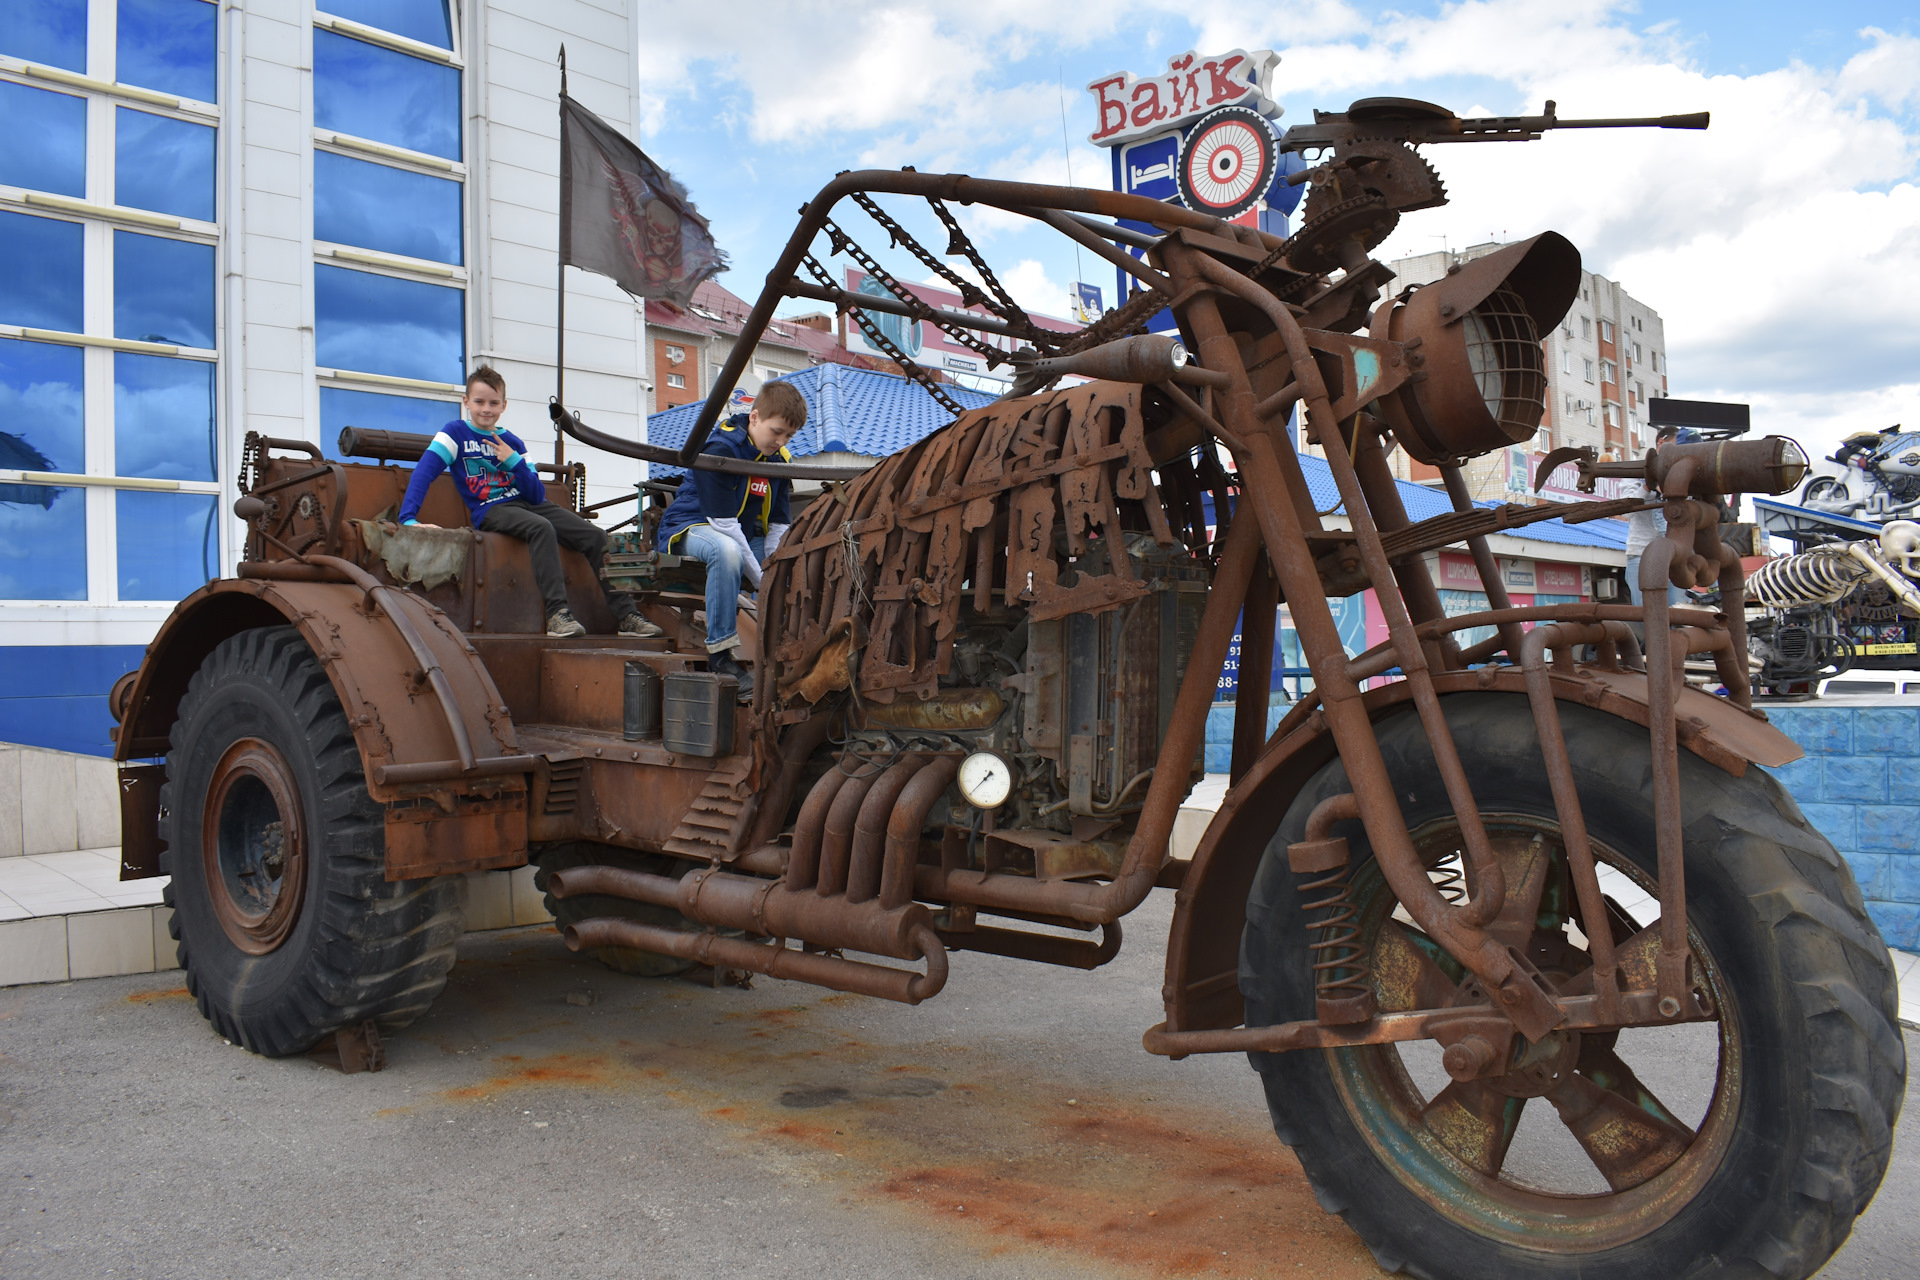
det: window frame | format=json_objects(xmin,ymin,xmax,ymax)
[{"xmin": 0, "ymin": 0, "xmax": 226, "ymax": 612}]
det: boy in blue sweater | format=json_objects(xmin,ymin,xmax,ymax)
[
  {"xmin": 398, "ymin": 366, "xmax": 655, "ymax": 638},
  {"xmin": 654, "ymin": 379, "xmax": 805, "ymax": 697}
]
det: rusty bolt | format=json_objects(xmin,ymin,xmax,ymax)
[
  {"xmin": 1658, "ymin": 996, "xmax": 1681, "ymax": 1018},
  {"xmin": 1439, "ymin": 302, "xmax": 1456, "ymax": 318},
  {"xmin": 1442, "ymin": 1036, "xmax": 1498, "ymax": 1081}
]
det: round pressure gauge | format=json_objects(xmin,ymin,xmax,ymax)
[
  {"xmin": 957, "ymin": 751, "xmax": 1013, "ymax": 810},
  {"xmin": 1176, "ymin": 105, "xmax": 1279, "ymax": 220}
]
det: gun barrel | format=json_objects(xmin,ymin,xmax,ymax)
[{"xmin": 1546, "ymin": 112, "xmax": 1710, "ymax": 131}]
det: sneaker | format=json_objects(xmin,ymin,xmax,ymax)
[
  {"xmin": 708, "ymin": 648, "xmax": 755, "ymax": 701},
  {"xmin": 618, "ymin": 613, "xmax": 664, "ymax": 638},
  {"xmin": 546, "ymin": 607, "xmax": 586, "ymax": 638}
]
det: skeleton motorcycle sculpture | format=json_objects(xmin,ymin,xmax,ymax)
[{"xmin": 111, "ymin": 97, "xmax": 1900, "ymax": 1280}]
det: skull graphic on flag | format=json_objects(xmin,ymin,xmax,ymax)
[{"xmin": 561, "ymin": 94, "xmax": 726, "ymax": 307}]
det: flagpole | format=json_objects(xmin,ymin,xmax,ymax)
[{"xmin": 554, "ymin": 44, "xmax": 568, "ymax": 472}]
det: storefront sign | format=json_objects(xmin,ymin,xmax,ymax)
[
  {"xmin": 1537, "ymin": 562, "xmax": 1583, "ymax": 594},
  {"xmin": 1086, "ymin": 49, "xmax": 1280, "ymax": 146},
  {"xmin": 1438, "ymin": 554, "xmax": 1482, "ymax": 589},
  {"xmin": 1502, "ymin": 558, "xmax": 1536, "ymax": 592}
]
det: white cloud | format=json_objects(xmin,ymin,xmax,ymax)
[{"xmin": 1838, "ymin": 27, "xmax": 1920, "ymax": 113}]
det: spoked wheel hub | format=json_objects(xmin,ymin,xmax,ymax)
[
  {"xmin": 201, "ymin": 737, "xmax": 308, "ymax": 955},
  {"xmin": 1341, "ymin": 818, "xmax": 1736, "ymax": 1251}
]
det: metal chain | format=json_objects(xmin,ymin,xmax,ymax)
[
  {"xmin": 1053, "ymin": 284, "xmax": 1170, "ymax": 355},
  {"xmin": 924, "ymin": 198, "xmax": 1057, "ymax": 350},
  {"xmin": 820, "ymin": 218, "xmax": 1008, "ymax": 370},
  {"xmin": 850, "ymin": 192, "xmax": 991, "ymax": 311},
  {"xmin": 801, "ymin": 253, "xmax": 965, "ymax": 417}
]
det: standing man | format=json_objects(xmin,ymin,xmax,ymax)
[
  {"xmin": 398, "ymin": 366, "xmax": 658, "ymax": 638},
  {"xmin": 654, "ymin": 380, "xmax": 806, "ymax": 699}
]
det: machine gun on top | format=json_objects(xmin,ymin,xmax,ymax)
[{"xmin": 1274, "ymin": 97, "xmax": 1708, "ymax": 275}]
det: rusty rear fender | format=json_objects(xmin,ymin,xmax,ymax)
[
  {"xmin": 112, "ymin": 578, "xmax": 529, "ymax": 881},
  {"xmin": 1159, "ymin": 669, "xmax": 1802, "ymax": 1035}
]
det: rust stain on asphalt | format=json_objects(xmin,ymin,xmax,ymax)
[
  {"xmin": 126, "ymin": 986, "xmax": 190, "ymax": 1003},
  {"xmin": 438, "ymin": 1052, "xmax": 609, "ymax": 1100},
  {"xmin": 422, "ymin": 952, "xmax": 1382, "ymax": 1277}
]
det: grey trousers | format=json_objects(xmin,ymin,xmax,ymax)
[{"xmin": 479, "ymin": 499, "xmax": 635, "ymax": 620}]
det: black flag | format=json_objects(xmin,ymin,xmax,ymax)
[{"xmin": 559, "ymin": 93, "xmax": 726, "ymax": 308}]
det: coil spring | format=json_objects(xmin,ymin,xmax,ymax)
[
  {"xmin": 1748, "ymin": 547, "xmax": 1871, "ymax": 607},
  {"xmin": 1299, "ymin": 863, "xmax": 1371, "ymax": 1008},
  {"xmin": 1429, "ymin": 849, "xmax": 1468, "ymax": 906}
]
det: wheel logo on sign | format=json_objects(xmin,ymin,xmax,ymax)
[{"xmin": 1177, "ymin": 105, "xmax": 1278, "ymax": 218}]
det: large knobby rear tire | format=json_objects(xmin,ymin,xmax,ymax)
[
  {"xmin": 161, "ymin": 626, "xmax": 465, "ymax": 1056},
  {"xmin": 1240, "ymin": 692, "xmax": 1904, "ymax": 1280}
]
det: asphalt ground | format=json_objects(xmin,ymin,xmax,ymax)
[{"xmin": 0, "ymin": 892, "xmax": 1914, "ymax": 1280}]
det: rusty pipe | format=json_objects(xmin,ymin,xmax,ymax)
[
  {"xmin": 1172, "ymin": 247, "xmax": 1565, "ymax": 1038},
  {"xmin": 1438, "ymin": 462, "xmax": 1528, "ymax": 662},
  {"xmin": 785, "ymin": 766, "xmax": 850, "ymax": 891},
  {"xmin": 939, "ymin": 921, "xmax": 1122, "ymax": 970},
  {"xmin": 679, "ymin": 168, "xmax": 1282, "ymax": 462},
  {"xmin": 566, "ymin": 918, "xmax": 949, "ymax": 1005},
  {"xmin": 819, "ymin": 766, "xmax": 880, "ymax": 897},
  {"xmin": 1305, "ymin": 791, "xmax": 1361, "ymax": 843},
  {"xmin": 1636, "ymin": 535, "xmax": 1693, "ymax": 1009},
  {"xmin": 881, "ymin": 755, "xmax": 961, "ymax": 909},
  {"xmin": 1518, "ymin": 621, "xmax": 1626, "ymax": 1020},
  {"xmin": 548, "ymin": 863, "xmax": 936, "ymax": 960},
  {"xmin": 847, "ymin": 755, "xmax": 930, "ymax": 904}
]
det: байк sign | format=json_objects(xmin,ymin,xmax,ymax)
[{"xmin": 1086, "ymin": 49, "xmax": 1280, "ymax": 147}]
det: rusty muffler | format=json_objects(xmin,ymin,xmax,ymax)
[{"xmin": 565, "ymin": 918, "xmax": 949, "ymax": 1004}]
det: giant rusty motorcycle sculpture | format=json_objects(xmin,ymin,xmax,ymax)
[{"xmin": 112, "ymin": 97, "xmax": 1899, "ymax": 1280}]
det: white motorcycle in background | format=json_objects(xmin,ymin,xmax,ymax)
[{"xmin": 1801, "ymin": 425, "xmax": 1920, "ymax": 521}]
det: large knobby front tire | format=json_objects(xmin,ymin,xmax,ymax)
[
  {"xmin": 1240, "ymin": 692, "xmax": 1904, "ymax": 1280},
  {"xmin": 161, "ymin": 626, "xmax": 466, "ymax": 1056}
]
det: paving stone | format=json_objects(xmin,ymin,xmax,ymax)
[
  {"xmin": 67, "ymin": 907, "xmax": 155, "ymax": 980},
  {"xmin": 0, "ymin": 916, "xmax": 68, "ymax": 986}
]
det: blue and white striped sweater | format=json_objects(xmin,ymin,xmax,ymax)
[{"xmin": 396, "ymin": 419, "xmax": 546, "ymax": 527}]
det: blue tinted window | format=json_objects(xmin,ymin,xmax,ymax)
[
  {"xmin": 315, "ymin": 264, "xmax": 464, "ymax": 384},
  {"xmin": 117, "ymin": 490, "xmax": 216, "ymax": 600},
  {"xmin": 0, "ymin": 337, "xmax": 85, "ymax": 474},
  {"xmin": 115, "ymin": 231, "xmax": 215, "ymax": 349},
  {"xmin": 0, "ymin": 338, "xmax": 85, "ymax": 602},
  {"xmin": 321, "ymin": 387, "xmax": 458, "ymax": 460},
  {"xmin": 115, "ymin": 353, "xmax": 215, "ymax": 481},
  {"xmin": 0, "ymin": 212, "xmax": 84, "ymax": 332},
  {"xmin": 0, "ymin": 82, "xmax": 87, "ymax": 197},
  {"xmin": 314, "ymin": 30, "xmax": 460, "ymax": 161},
  {"xmin": 326, "ymin": 0, "xmax": 452, "ymax": 50},
  {"xmin": 315, "ymin": 151, "xmax": 462, "ymax": 264},
  {"xmin": 116, "ymin": 108, "xmax": 216, "ymax": 221},
  {"xmin": 0, "ymin": 0, "xmax": 86, "ymax": 72},
  {"xmin": 116, "ymin": 0, "xmax": 218, "ymax": 103},
  {"xmin": 0, "ymin": 488, "xmax": 86, "ymax": 599}
]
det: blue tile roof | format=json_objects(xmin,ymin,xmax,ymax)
[
  {"xmin": 645, "ymin": 368, "xmax": 1625, "ymax": 554},
  {"xmin": 646, "ymin": 364, "xmax": 999, "ymax": 472}
]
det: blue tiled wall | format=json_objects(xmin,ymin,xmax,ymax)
[
  {"xmin": 1203, "ymin": 700, "xmax": 1289, "ymax": 775},
  {"xmin": 0, "ymin": 645, "xmax": 146, "ymax": 757},
  {"xmin": 1764, "ymin": 705, "xmax": 1920, "ymax": 950}
]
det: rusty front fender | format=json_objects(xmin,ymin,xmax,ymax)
[
  {"xmin": 113, "ymin": 577, "xmax": 529, "ymax": 881},
  {"xmin": 1159, "ymin": 667, "xmax": 1801, "ymax": 1035}
]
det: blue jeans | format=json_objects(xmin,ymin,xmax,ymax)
[
  {"xmin": 1625, "ymin": 553, "xmax": 1687, "ymax": 607},
  {"xmin": 680, "ymin": 524, "xmax": 763, "ymax": 652}
]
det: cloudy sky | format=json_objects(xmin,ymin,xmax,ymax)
[{"xmin": 633, "ymin": 1, "xmax": 1918, "ymax": 460}]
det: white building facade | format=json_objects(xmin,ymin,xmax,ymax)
[{"xmin": 0, "ymin": 0, "xmax": 647, "ymax": 753}]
